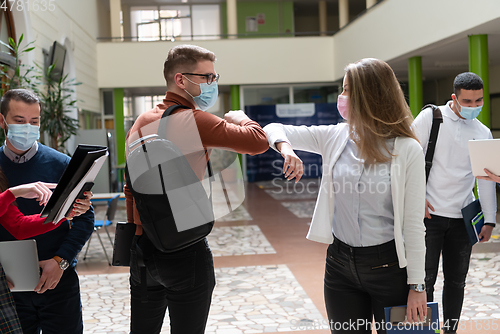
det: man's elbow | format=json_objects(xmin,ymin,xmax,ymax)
[{"xmin": 247, "ymin": 139, "xmax": 269, "ymax": 155}]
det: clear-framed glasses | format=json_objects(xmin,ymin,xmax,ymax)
[{"xmin": 182, "ymin": 72, "xmax": 220, "ymax": 85}]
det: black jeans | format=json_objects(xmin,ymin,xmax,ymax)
[
  {"xmin": 424, "ymin": 214, "xmax": 472, "ymax": 334},
  {"xmin": 13, "ymin": 268, "xmax": 83, "ymax": 334},
  {"xmin": 324, "ymin": 238, "xmax": 409, "ymax": 334},
  {"xmin": 129, "ymin": 235, "xmax": 216, "ymax": 334}
]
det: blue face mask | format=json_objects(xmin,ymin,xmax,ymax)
[
  {"xmin": 183, "ymin": 76, "xmax": 219, "ymax": 111},
  {"xmin": 5, "ymin": 122, "xmax": 40, "ymax": 151},
  {"xmin": 456, "ymin": 99, "xmax": 482, "ymax": 120}
]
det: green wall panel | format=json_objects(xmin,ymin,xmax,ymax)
[{"xmin": 221, "ymin": 1, "xmax": 294, "ymax": 38}]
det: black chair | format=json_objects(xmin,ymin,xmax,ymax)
[{"xmin": 83, "ymin": 194, "xmax": 120, "ymax": 265}]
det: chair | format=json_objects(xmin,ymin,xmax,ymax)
[{"xmin": 83, "ymin": 194, "xmax": 120, "ymax": 265}]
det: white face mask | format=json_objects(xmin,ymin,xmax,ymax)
[
  {"xmin": 5, "ymin": 122, "xmax": 40, "ymax": 151},
  {"xmin": 455, "ymin": 99, "xmax": 482, "ymax": 120},
  {"xmin": 183, "ymin": 76, "xmax": 219, "ymax": 111}
]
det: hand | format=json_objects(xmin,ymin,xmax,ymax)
[
  {"xmin": 406, "ymin": 290, "xmax": 427, "ymax": 323},
  {"xmin": 7, "ymin": 279, "xmax": 14, "ymax": 290},
  {"xmin": 276, "ymin": 142, "xmax": 303, "ymax": 182},
  {"xmin": 66, "ymin": 191, "xmax": 93, "ymax": 220},
  {"xmin": 224, "ymin": 110, "xmax": 250, "ymax": 125},
  {"xmin": 9, "ymin": 182, "xmax": 57, "ymax": 206},
  {"xmin": 424, "ymin": 199, "xmax": 434, "ymax": 219},
  {"xmin": 35, "ymin": 259, "xmax": 64, "ymax": 293},
  {"xmin": 478, "ymin": 224, "xmax": 494, "ymax": 242},
  {"xmin": 477, "ymin": 169, "xmax": 500, "ymax": 183}
]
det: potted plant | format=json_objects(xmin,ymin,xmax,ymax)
[{"xmin": 37, "ymin": 63, "xmax": 80, "ymax": 153}]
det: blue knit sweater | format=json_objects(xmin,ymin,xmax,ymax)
[{"xmin": 0, "ymin": 144, "xmax": 95, "ymax": 267}]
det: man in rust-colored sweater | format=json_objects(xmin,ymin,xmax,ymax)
[{"xmin": 124, "ymin": 44, "xmax": 268, "ymax": 334}]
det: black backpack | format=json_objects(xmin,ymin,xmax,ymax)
[
  {"xmin": 422, "ymin": 104, "xmax": 443, "ymax": 183},
  {"xmin": 124, "ymin": 105, "xmax": 214, "ymax": 253}
]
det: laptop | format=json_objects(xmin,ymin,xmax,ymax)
[
  {"xmin": 468, "ymin": 139, "xmax": 500, "ymax": 177},
  {"xmin": 0, "ymin": 240, "xmax": 40, "ymax": 292}
]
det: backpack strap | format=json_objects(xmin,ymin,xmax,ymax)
[
  {"xmin": 157, "ymin": 104, "xmax": 191, "ymax": 139},
  {"xmin": 156, "ymin": 104, "xmax": 213, "ymax": 176},
  {"xmin": 423, "ymin": 104, "xmax": 443, "ymax": 183}
]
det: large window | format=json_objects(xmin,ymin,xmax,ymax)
[
  {"xmin": 243, "ymin": 84, "xmax": 338, "ymax": 107},
  {"xmin": 131, "ymin": 5, "xmax": 220, "ymax": 41}
]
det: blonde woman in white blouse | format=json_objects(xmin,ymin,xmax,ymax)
[{"xmin": 264, "ymin": 58, "xmax": 427, "ymax": 334}]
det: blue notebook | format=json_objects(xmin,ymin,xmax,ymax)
[
  {"xmin": 384, "ymin": 302, "xmax": 440, "ymax": 333},
  {"xmin": 461, "ymin": 199, "xmax": 484, "ymax": 245}
]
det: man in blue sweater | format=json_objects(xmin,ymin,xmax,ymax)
[{"xmin": 0, "ymin": 89, "xmax": 95, "ymax": 334}]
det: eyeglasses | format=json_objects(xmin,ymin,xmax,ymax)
[{"xmin": 182, "ymin": 73, "xmax": 220, "ymax": 85}]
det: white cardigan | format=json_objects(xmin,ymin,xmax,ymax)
[{"xmin": 264, "ymin": 122, "xmax": 426, "ymax": 284}]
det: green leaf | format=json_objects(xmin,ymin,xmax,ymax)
[
  {"xmin": 0, "ymin": 40, "xmax": 14, "ymax": 52},
  {"xmin": 18, "ymin": 34, "xmax": 23, "ymax": 45}
]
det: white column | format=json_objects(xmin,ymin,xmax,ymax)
[
  {"xmin": 319, "ymin": 1, "xmax": 327, "ymax": 36},
  {"xmin": 227, "ymin": 0, "xmax": 238, "ymax": 39},
  {"xmin": 110, "ymin": 0, "xmax": 122, "ymax": 41},
  {"xmin": 122, "ymin": 4, "xmax": 131, "ymax": 40},
  {"xmin": 366, "ymin": 0, "xmax": 377, "ymax": 9},
  {"xmin": 339, "ymin": 0, "xmax": 349, "ymax": 29}
]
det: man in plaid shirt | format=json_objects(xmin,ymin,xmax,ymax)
[{"xmin": 0, "ymin": 263, "xmax": 22, "ymax": 334}]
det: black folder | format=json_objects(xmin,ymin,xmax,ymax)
[
  {"xmin": 40, "ymin": 144, "xmax": 108, "ymax": 224},
  {"xmin": 461, "ymin": 199, "xmax": 484, "ymax": 245},
  {"xmin": 112, "ymin": 222, "xmax": 137, "ymax": 266}
]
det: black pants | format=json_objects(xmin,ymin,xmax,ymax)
[
  {"xmin": 13, "ymin": 268, "xmax": 83, "ymax": 334},
  {"xmin": 129, "ymin": 235, "xmax": 216, "ymax": 334},
  {"xmin": 424, "ymin": 214, "xmax": 472, "ymax": 334},
  {"xmin": 324, "ymin": 238, "xmax": 409, "ymax": 334}
]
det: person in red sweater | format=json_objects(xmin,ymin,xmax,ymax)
[
  {"xmin": 0, "ymin": 172, "xmax": 91, "ymax": 240},
  {"xmin": 0, "ymin": 168, "xmax": 92, "ymax": 333}
]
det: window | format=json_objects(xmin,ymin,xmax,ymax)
[
  {"xmin": 244, "ymin": 87, "xmax": 290, "ymax": 106},
  {"xmin": 131, "ymin": 5, "xmax": 220, "ymax": 41},
  {"xmin": 294, "ymin": 86, "xmax": 338, "ymax": 104}
]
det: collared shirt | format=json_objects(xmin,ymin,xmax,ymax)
[
  {"xmin": 413, "ymin": 101, "xmax": 497, "ymax": 223},
  {"xmin": 2, "ymin": 142, "xmax": 38, "ymax": 163},
  {"xmin": 332, "ymin": 138, "xmax": 395, "ymax": 247}
]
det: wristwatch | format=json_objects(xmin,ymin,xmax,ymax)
[
  {"xmin": 53, "ymin": 256, "xmax": 69, "ymax": 270},
  {"xmin": 409, "ymin": 284, "xmax": 426, "ymax": 292}
]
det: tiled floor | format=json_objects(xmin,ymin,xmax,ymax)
[{"xmin": 76, "ymin": 180, "xmax": 500, "ymax": 334}]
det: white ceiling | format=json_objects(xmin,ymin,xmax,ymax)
[{"xmin": 389, "ymin": 17, "xmax": 500, "ymax": 81}]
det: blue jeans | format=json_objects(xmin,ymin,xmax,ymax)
[
  {"xmin": 324, "ymin": 238, "xmax": 409, "ymax": 334},
  {"xmin": 424, "ymin": 214, "xmax": 472, "ymax": 333},
  {"xmin": 129, "ymin": 235, "xmax": 216, "ymax": 334},
  {"xmin": 13, "ymin": 268, "xmax": 83, "ymax": 334}
]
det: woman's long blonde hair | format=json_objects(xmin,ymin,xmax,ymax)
[{"xmin": 345, "ymin": 58, "xmax": 418, "ymax": 164}]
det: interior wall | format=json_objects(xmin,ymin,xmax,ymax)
[
  {"xmin": 97, "ymin": 0, "xmax": 112, "ymax": 39},
  {"xmin": 28, "ymin": 1, "xmax": 100, "ymax": 112},
  {"xmin": 490, "ymin": 64, "xmax": 500, "ymax": 94},
  {"xmin": 97, "ymin": 37, "xmax": 335, "ymax": 87},
  {"xmin": 221, "ymin": 1, "xmax": 294, "ymax": 37}
]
